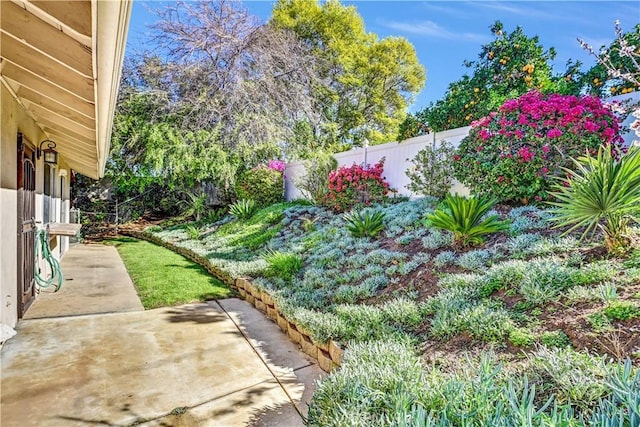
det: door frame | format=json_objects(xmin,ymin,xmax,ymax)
[{"xmin": 17, "ymin": 132, "xmax": 36, "ymax": 318}]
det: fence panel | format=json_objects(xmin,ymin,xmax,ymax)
[
  {"xmin": 284, "ymin": 126, "xmax": 471, "ymax": 201},
  {"xmin": 284, "ymin": 93, "xmax": 639, "ymax": 202}
]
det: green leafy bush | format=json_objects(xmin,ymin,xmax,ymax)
[
  {"xmin": 549, "ymin": 145, "xmax": 640, "ymax": 254},
  {"xmin": 587, "ymin": 313, "xmax": 612, "ymax": 332},
  {"xmin": 264, "ymin": 250, "xmax": 303, "ymax": 281},
  {"xmin": 426, "ymin": 194, "xmax": 510, "ymax": 247},
  {"xmin": 344, "ymin": 210, "xmax": 386, "ymax": 238},
  {"xmin": 229, "ymin": 199, "xmax": 258, "ymax": 220},
  {"xmin": 540, "ymin": 330, "xmax": 571, "ymax": 348},
  {"xmin": 235, "ymin": 165, "xmax": 283, "ymax": 207},
  {"xmin": 604, "ymin": 301, "xmax": 640, "ymax": 321},
  {"xmin": 509, "ymin": 327, "xmax": 536, "ymax": 347},
  {"xmin": 405, "ymin": 140, "xmax": 455, "ymax": 198},
  {"xmin": 454, "ymin": 91, "xmax": 625, "ymax": 203}
]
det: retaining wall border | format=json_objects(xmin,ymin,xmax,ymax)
[{"xmin": 122, "ymin": 230, "xmax": 343, "ymax": 372}]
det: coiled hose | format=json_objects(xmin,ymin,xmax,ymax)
[{"xmin": 35, "ymin": 228, "xmax": 63, "ymax": 291}]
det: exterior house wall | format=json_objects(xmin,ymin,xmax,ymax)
[{"xmin": 1, "ymin": 84, "xmax": 72, "ymax": 328}]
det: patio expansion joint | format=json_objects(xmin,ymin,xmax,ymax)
[{"xmin": 214, "ymin": 299, "xmax": 307, "ymax": 423}]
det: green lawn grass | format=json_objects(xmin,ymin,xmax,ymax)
[{"xmin": 107, "ymin": 237, "xmax": 232, "ymax": 309}]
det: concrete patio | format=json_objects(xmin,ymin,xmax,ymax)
[{"xmin": 1, "ymin": 244, "xmax": 324, "ymax": 426}]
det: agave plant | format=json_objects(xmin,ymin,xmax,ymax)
[
  {"xmin": 426, "ymin": 194, "xmax": 510, "ymax": 247},
  {"xmin": 344, "ymin": 210, "xmax": 386, "ymax": 238},
  {"xmin": 185, "ymin": 224, "xmax": 200, "ymax": 240},
  {"xmin": 179, "ymin": 191, "xmax": 208, "ymax": 222},
  {"xmin": 548, "ymin": 145, "xmax": 640, "ymax": 254},
  {"xmin": 229, "ymin": 199, "xmax": 258, "ymax": 220}
]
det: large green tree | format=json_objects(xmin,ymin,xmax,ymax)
[
  {"xmin": 271, "ymin": 0, "xmax": 425, "ymax": 146},
  {"xmin": 400, "ymin": 21, "xmax": 582, "ymax": 137}
]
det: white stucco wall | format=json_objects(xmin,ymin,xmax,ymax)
[{"xmin": 1, "ymin": 84, "xmax": 72, "ymax": 328}]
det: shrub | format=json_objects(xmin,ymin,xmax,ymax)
[
  {"xmin": 604, "ymin": 301, "xmax": 640, "ymax": 321},
  {"xmin": 421, "ymin": 229, "xmax": 453, "ymax": 249},
  {"xmin": 527, "ymin": 346, "xmax": 608, "ymax": 409},
  {"xmin": 235, "ymin": 164, "xmax": 283, "ymax": 207},
  {"xmin": 344, "ymin": 210, "xmax": 386, "ymax": 238},
  {"xmin": 456, "ymin": 249, "xmax": 494, "ymax": 271},
  {"xmin": 453, "ymin": 91, "xmax": 625, "ymax": 203},
  {"xmin": 264, "ymin": 250, "xmax": 303, "ymax": 281},
  {"xmin": 146, "ymin": 225, "xmax": 162, "ymax": 233},
  {"xmin": 433, "ymin": 250, "xmax": 457, "ymax": 267},
  {"xmin": 295, "ymin": 153, "xmax": 338, "ymax": 204},
  {"xmin": 426, "ymin": 194, "xmax": 510, "ymax": 247},
  {"xmin": 405, "ymin": 140, "xmax": 455, "ymax": 198},
  {"xmin": 323, "ymin": 159, "xmax": 391, "ymax": 212},
  {"xmin": 548, "ymin": 145, "xmax": 640, "ymax": 254},
  {"xmin": 509, "ymin": 327, "xmax": 536, "ymax": 347},
  {"xmin": 587, "ymin": 313, "xmax": 612, "ymax": 332},
  {"xmin": 229, "ymin": 199, "xmax": 258, "ymax": 220}
]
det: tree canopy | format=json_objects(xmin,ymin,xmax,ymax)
[
  {"xmin": 399, "ymin": 21, "xmax": 582, "ymax": 137},
  {"xmin": 271, "ymin": 0, "xmax": 425, "ymax": 146},
  {"xmin": 580, "ymin": 23, "xmax": 640, "ymax": 97}
]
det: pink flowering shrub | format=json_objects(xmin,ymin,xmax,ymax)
[
  {"xmin": 453, "ymin": 91, "xmax": 625, "ymax": 203},
  {"xmin": 267, "ymin": 159, "xmax": 286, "ymax": 172},
  {"xmin": 323, "ymin": 159, "xmax": 391, "ymax": 212}
]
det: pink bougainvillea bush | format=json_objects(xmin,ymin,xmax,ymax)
[
  {"xmin": 267, "ymin": 159, "xmax": 286, "ymax": 172},
  {"xmin": 453, "ymin": 91, "xmax": 625, "ymax": 204},
  {"xmin": 323, "ymin": 159, "xmax": 391, "ymax": 212}
]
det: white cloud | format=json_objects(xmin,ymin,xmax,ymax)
[
  {"xmin": 471, "ymin": 1, "xmax": 556, "ymax": 19},
  {"xmin": 382, "ymin": 19, "xmax": 488, "ymax": 42}
]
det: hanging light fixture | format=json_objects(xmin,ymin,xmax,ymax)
[{"xmin": 37, "ymin": 140, "xmax": 58, "ymax": 165}]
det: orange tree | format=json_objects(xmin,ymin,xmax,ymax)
[{"xmin": 399, "ymin": 21, "xmax": 582, "ymax": 138}]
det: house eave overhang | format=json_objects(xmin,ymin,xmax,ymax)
[{"xmin": 0, "ymin": 0, "xmax": 132, "ymax": 179}]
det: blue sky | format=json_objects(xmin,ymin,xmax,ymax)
[{"xmin": 127, "ymin": 1, "xmax": 640, "ymax": 112}]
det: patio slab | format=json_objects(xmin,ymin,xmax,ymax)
[
  {"xmin": 2, "ymin": 302, "xmax": 321, "ymax": 426},
  {"xmin": 24, "ymin": 244, "xmax": 143, "ymax": 319},
  {"xmin": 2, "ymin": 244, "xmax": 324, "ymax": 426}
]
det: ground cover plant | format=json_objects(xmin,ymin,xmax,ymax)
[
  {"xmin": 107, "ymin": 237, "xmax": 231, "ymax": 308},
  {"xmin": 147, "ymin": 196, "xmax": 640, "ymax": 424}
]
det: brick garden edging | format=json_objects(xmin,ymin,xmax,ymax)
[{"xmin": 122, "ymin": 230, "xmax": 344, "ymax": 372}]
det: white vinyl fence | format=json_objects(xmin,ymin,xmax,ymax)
[
  {"xmin": 284, "ymin": 126, "xmax": 472, "ymax": 201},
  {"xmin": 285, "ymin": 92, "xmax": 640, "ymax": 202}
]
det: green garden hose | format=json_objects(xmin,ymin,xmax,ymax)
[{"xmin": 35, "ymin": 228, "xmax": 63, "ymax": 291}]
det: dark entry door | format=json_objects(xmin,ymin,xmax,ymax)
[{"xmin": 17, "ymin": 133, "xmax": 36, "ymax": 317}]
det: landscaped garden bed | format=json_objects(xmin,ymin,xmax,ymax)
[{"xmin": 133, "ymin": 193, "xmax": 640, "ymax": 425}]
